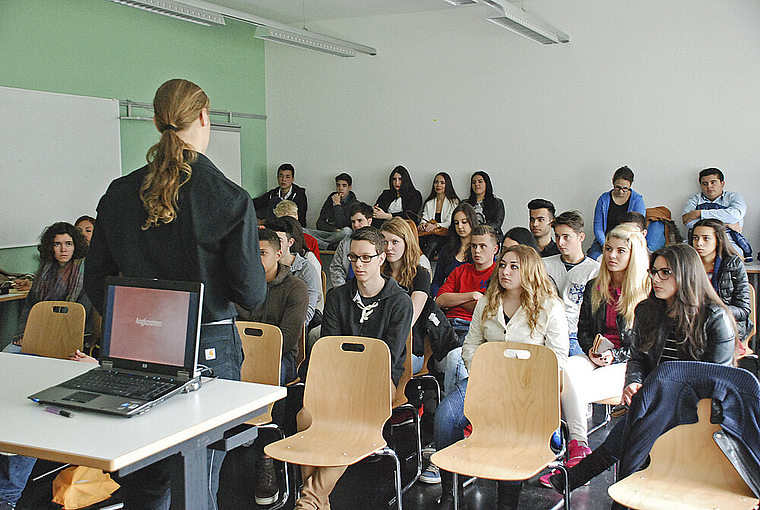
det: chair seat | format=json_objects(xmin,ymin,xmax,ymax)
[
  {"xmin": 608, "ymin": 473, "xmax": 757, "ymax": 510},
  {"xmin": 595, "ymin": 396, "xmax": 622, "ymax": 405},
  {"xmin": 431, "ymin": 439, "xmax": 555, "ymax": 480}
]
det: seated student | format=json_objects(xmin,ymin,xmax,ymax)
[
  {"xmin": 436, "ymin": 225, "xmax": 500, "ymax": 394},
  {"xmin": 548, "ymin": 244, "xmax": 736, "ymax": 493},
  {"xmin": 5, "ymin": 222, "xmax": 92, "ymax": 354},
  {"xmin": 682, "ymin": 167, "xmax": 752, "ymax": 260},
  {"xmin": 431, "ymin": 203, "xmax": 477, "ymax": 296},
  {"xmin": 294, "ymin": 226, "xmax": 413, "ymax": 510},
  {"xmin": 254, "ymin": 163, "xmax": 308, "ymax": 227},
  {"xmin": 543, "ymin": 211, "xmax": 601, "ymax": 357},
  {"xmin": 539, "ymin": 225, "xmax": 650, "ymax": 487},
  {"xmin": 418, "ymin": 172, "xmax": 460, "ymax": 259},
  {"xmin": 690, "ymin": 218, "xmax": 753, "ymax": 343},
  {"xmin": 373, "ymin": 165, "xmax": 423, "ymax": 226},
  {"xmin": 234, "ymin": 228, "xmax": 308, "ymax": 506},
  {"xmin": 306, "ymin": 173, "xmax": 356, "ymax": 250},
  {"xmin": 528, "ymin": 198, "xmax": 560, "ymax": 257},
  {"xmin": 265, "ymin": 217, "xmax": 322, "ymax": 327},
  {"xmin": 434, "ymin": 245, "xmax": 569, "ymax": 510},
  {"xmin": 588, "ymin": 166, "xmax": 646, "ymax": 260},
  {"xmin": 502, "ymin": 226, "xmax": 540, "ymax": 252},
  {"xmin": 74, "ymin": 215, "xmax": 96, "ymax": 246},
  {"xmin": 465, "ymin": 171, "xmax": 505, "ymax": 240},
  {"xmin": 273, "ymin": 200, "xmax": 321, "ymax": 265},
  {"xmin": 0, "ymin": 222, "xmax": 92, "ymax": 510},
  {"xmin": 381, "ymin": 218, "xmax": 431, "ymax": 374},
  {"xmin": 329, "ymin": 201, "xmax": 373, "ymax": 287}
]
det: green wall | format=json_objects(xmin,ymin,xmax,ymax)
[{"xmin": 0, "ymin": 0, "xmax": 268, "ymax": 274}]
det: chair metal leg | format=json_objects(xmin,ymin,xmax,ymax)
[
  {"xmin": 547, "ymin": 462, "xmax": 571, "ymax": 510},
  {"xmin": 587, "ymin": 403, "xmax": 612, "ymax": 436},
  {"xmin": 256, "ymin": 423, "xmax": 291, "ymax": 510},
  {"xmin": 377, "ymin": 447, "xmax": 403, "ymax": 510},
  {"xmin": 453, "ymin": 471, "xmax": 460, "ymax": 510}
]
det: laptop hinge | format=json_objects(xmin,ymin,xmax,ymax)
[
  {"xmin": 102, "ymin": 360, "xmax": 114, "ymax": 370},
  {"xmin": 178, "ymin": 370, "xmax": 190, "ymax": 382}
]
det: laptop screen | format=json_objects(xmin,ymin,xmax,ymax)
[{"xmin": 101, "ymin": 277, "xmax": 203, "ymax": 377}]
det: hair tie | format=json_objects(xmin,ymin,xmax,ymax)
[{"xmin": 164, "ymin": 124, "xmax": 178, "ymax": 132}]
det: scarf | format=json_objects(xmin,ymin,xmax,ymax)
[{"xmin": 33, "ymin": 258, "xmax": 86, "ymax": 303}]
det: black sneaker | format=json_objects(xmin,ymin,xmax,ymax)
[{"xmin": 255, "ymin": 456, "xmax": 279, "ymax": 506}]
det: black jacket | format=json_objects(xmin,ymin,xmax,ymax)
[
  {"xmin": 375, "ymin": 188, "xmax": 423, "ymax": 224},
  {"xmin": 714, "ymin": 254, "xmax": 753, "ymax": 340},
  {"xmin": 625, "ymin": 300, "xmax": 736, "ymax": 387},
  {"xmin": 316, "ymin": 190, "xmax": 357, "ymax": 231},
  {"xmin": 577, "ymin": 279, "xmax": 633, "ymax": 363},
  {"xmin": 322, "ymin": 276, "xmax": 413, "ymax": 386},
  {"xmin": 254, "ymin": 183, "xmax": 308, "ymax": 227},
  {"xmin": 85, "ymin": 153, "xmax": 266, "ymax": 323},
  {"xmin": 466, "ymin": 195, "xmax": 505, "ymax": 238}
]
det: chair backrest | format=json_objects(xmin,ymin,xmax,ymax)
[
  {"xmin": 745, "ymin": 283, "xmax": 756, "ymax": 352},
  {"xmin": 392, "ymin": 331, "xmax": 413, "ymax": 408},
  {"xmin": 304, "ymin": 336, "xmax": 392, "ymax": 430},
  {"xmin": 237, "ymin": 321, "xmax": 283, "ymax": 387},
  {"xmin": 237, "ymin": 321, "xmax": 283, "ymax": 425},
  {"xmin": 464, "ymin": 341, "xmax": 560, "ymax": 448},
  {"xmin": 21, "ymin": 301, "xmax": 85, "ymax": 359},
  {"xmin": 413, "ymin": 334, "xmax": 435, "ymax": 377}
]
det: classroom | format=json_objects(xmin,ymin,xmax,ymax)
[{"xmin": 2, "ymin": 0, "xmax": 760, "ymax": 509}]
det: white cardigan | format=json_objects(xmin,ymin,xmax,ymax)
[
  {"xmin": 461, "ymin": 296, "xmax": 569, "ymax": 371},
  {"xmin": 421, "ymin": 197, "xmax": 459, "ymax": 229}
]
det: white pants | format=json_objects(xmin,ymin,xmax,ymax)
[{"xmin": 561, "ymin": 354, "xmax": 626, "ymax": 444}]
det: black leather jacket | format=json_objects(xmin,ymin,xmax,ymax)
[
  {"xmin": 714, "ymin": 254, "xmax": 752, "ymax": 340},
  {"xmin": 577, "ymin": 279, "xmax": 633, "ymax": 363},
  {"xmin": 625, "ymin": 300, "xmax": 735, "ymax": 387}
]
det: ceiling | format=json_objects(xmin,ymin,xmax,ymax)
[{"xmin": 201, "ymin": 0, "xmax": 491, "ymax": 25}]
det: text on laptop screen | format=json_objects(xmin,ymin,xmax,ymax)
[{"xmin": 106, "ymin": 286, "xmax": 192, "ymax": 366}]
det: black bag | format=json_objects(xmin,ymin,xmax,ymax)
[{"xmin": 412, "ymin": 296, "xmax": 460, "ymax": 361}]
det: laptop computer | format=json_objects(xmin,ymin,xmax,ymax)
[{"xmin": 29, "ymin": 276, "xmax": 204, "ymax": 417}]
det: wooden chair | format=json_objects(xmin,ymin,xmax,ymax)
[
  {"xmin": 588, "ymin": 395, "xmax": 623, "ymax": 436},
  {"xmin": 236, "ymin": 321, "xmax": 291, "ymax": 509},
  {"xmin": 320, "ymin": 270, "xmax": 327, "ymax": 304},
  {"xmin": 20, "ymin": 301, "xmax": 85, "ymax": 359},
  {"xmin": 608, "ymin": 398, "xmax": 759, "ymax": 510},
  {"xmin": 431, "ymin": 342, "xmax": 570, "ymax": 510},
  {"xmin": 264, "ymin": 336, "xmax": 403, "ymax": 510}
]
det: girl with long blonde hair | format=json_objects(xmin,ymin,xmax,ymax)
[
  {"xmin": 435, "ymin": 245, "xmax": 569, "ymax": 508},
  {"xmin": 541, "ymin": 225, "xmax": 650, "ymax": 487}
]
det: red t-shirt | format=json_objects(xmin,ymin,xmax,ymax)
[{"xmin": 436, "ymin": 262, "xmax": 495, "ymax": 321}]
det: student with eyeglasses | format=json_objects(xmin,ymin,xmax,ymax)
[
  {"xmin": 547, "ymin": 243, "xmax": 736, "ymax": 493},
  {"xmin": 587, "ymin": 166, "xmax": 646, "ymax": 260},
  {"xmin": 292, "ymin": 226, "xmax": 413, "ymax": 510}
]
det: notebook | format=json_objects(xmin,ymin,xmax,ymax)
[{"xmin": 29, "ymin": 276, "xmax": 204, "ymax": 417}]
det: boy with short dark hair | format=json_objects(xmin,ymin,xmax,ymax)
[
  {"xmin": 528, "ymin": 198, "xmax": 559, "ymax": 257},
  {"xmin": 253, "ymin": 163, "xmax": 308, "ymax": 227},
  {"xmin": 543, "ymin": 211, "xmax": 600, "ymax": 356},
  {"xmin": 307, "ymin": 173, "xmax": 357, "ymax": 250},
  {"xmin": 329, "ymin": 202, "xmax": 374, "ymax": 287}
]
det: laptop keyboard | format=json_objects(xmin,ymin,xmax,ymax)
[{"xmin": 60, "ymin": 370, "xmax": 179, "ymax": 400}]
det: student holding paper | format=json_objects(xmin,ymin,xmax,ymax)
[{"xmin": 540, "ymin": 225, "xmax": 650, "ymax": 487}]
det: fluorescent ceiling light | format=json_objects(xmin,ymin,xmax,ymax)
[
  {"xmin": 443, "ymin": 0, "xmax": 478, "ymax": 5},
  {"xmin": 480, "ymin": 0, "xmax": 568, "ymax": 44},
  {"xmin": 105, "ymin": 0, "xmax": 226, "ymax": 26},
  {"xmin": 254, "ymin": 27, "xmax": 377, "ymax": 57}
]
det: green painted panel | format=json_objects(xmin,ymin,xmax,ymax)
[{"xmin": 0, "ymin": 0, "xmax": 268, "ymax": 270}]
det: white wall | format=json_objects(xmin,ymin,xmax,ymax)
[{"xmin": 265, "ymin": 0, "xmax": 760, "ymax": 252}]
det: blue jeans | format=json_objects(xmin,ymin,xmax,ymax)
[
  {"xmin": 121, "ymin": 322, "xmax": 243, "ymax": 510},
  {"xmin": 281, "ymin": 351, "xmax": 297, "ymax": 386},
  {"xmin": 444, "ymin": 318, "xmax": 471, "ymax": 395},
  {"xmin": 568, "ymin": 332, "xmax": 583, "ymax": 357},
  {"xmin": 0, "ymin": 454, "xmax": 37, "ymax": 505}
]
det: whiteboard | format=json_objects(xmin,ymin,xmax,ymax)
[
  {"xmin": 205, "ymin": 125, "xmax": 242, "ymax": 185},
  {"xmin": 0, "ymin": 86, "xmax": 122, "ymax": 249}
]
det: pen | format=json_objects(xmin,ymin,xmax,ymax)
[{"xmin": 44, "ymin": 406, "xmax": 74, "ymax": 418}]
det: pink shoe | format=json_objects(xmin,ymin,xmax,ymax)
[{"xmin": 539, "ymin": 440, "xmax": 592, "ymax": 488}]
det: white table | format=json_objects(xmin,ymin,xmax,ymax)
[{"xmin": 0, "ymin": 353, "xmax": 286, "ymax": 510}]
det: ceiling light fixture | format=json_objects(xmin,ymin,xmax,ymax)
[
  {"xmin": 480, "ymin": 0, "xmax": 568, "ymax": 45},
  {"xmin": 442, "ymin": 0, "xmax": 478, "ymax": 5},
  {"xmin": 105, "ymin": 0, "xmax": 225, "ymax": 26},
  {"xmin": 254, "ymin": 27, "xmax": 360, "ymax": 57}
]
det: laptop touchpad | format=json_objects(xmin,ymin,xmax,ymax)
[{"xmin": 63, "ymin": 392, "xmax": 100, "ymax": 403}]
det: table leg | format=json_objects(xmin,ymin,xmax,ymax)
[{"xmin": 170, "ymin": 445, "xmax": 210, "ymax": 510}]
